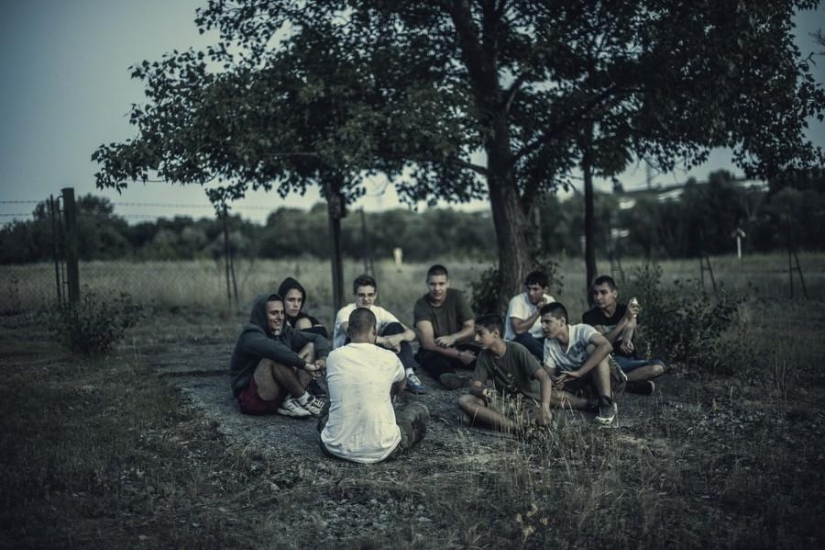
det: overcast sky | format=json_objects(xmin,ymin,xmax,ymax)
[{"xmin": 1, "ymin": 0, "xmax": 824, "ymax": 225}]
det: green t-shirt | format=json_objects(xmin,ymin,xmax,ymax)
[
  {"xmin": 473, "ymin": 341, "xmax": 542, "ymax": 401},
  {"xmin": 413, "ymin": 288, "xmax": 475, "ymax": 338}
]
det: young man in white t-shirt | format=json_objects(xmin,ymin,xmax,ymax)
[
  {"xmin": 318, "ymin": 308, "xmax": 430, "ymax": 463},
  {"xmin": 332, "ymin": 274, "xmax": 426, "ymax": 394},
  {"xmin": 540, "ymin": 302, "xmax": 620, "ymax": 425},
  {"xmin": 503, "ymin": 270, "xmax": 555, "ymax": 360}
]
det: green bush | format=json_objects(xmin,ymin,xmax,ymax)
[
  {"xmin": 50, "ymin": 292, "xmax": 142, "ymax": 356},
  {"xmin": 470, "ymin": 257, "xmax": 563, "ymax": 316},
  {"xmin": 624, "ymin": 264, "xmax": 746, "ymax": 374}
]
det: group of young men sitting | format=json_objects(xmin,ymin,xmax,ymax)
[{"xmin": 229, "ymin": 265, "xmax": 665, "ymax": 464}]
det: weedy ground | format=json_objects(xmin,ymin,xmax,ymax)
[{"xmin": 1, "ymin": 265, "xmax": 825, "ymax": 548}]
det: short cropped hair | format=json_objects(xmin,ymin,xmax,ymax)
[
  {"xmin": 525, "ymin": 270, "xmax": 549, "ymax": 288},
  {"xmin": 539, "ymin": 302, "xmax": 568, "ymax": 323},
  {"xmin": 592, "ymin": 275, "xmax": 617, "ymax": 290},
  {"xmin": 427, "ymin": 264, "xmax": 449, "ymax": 280},
  {"xmin": 348, "ymin": 307, "xmax": 377, "ymax": 337},
  {"xmin": 475, "ymin": 313, "xmax": 504, "ymax": 336},
  {"xmin": 352, "ymin": 274, "xmax": 377, "ymax": 295}
]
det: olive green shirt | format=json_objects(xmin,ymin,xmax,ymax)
[{"xmin": 473, "ymin": 341, "xmax": 542, "ymax": 401}]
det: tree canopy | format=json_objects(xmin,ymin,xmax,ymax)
[{"xmin": 94, "ymin": 0, "xmax": 825, "ymax": 303}]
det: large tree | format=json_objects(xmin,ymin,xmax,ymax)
[{"xmin": 95, "ymin": 0, "xmax": 825, "ymax": 306}]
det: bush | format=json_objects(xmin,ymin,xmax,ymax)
[
  {"xmin": 624, "ymin": 264, "xmax": 746, "ymax": 374},
  {"xmin": 50, "ymin": 292, "xmax": 142, "ymax": 356},
  {"xmin": 470, "ymin": 257, "xmax": 563, "ymax": 316}
]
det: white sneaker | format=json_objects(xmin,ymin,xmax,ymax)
[
  {"xmin": 302, "ymin": 395, "xmax": 326, "ymax": 417},
  {"xmin": 277, "ymin": 397, "xmax": 311, "ymax": 418}
]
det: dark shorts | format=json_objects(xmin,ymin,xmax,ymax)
[
  {"xmin": 614, "ymin": 355, "xmax": 665, "ymax": 373},
  {"xmin": 237, "ymin": 378, "xmax": 281, "ymax": 416},
  {"xmin": 558, "ymin": 357, "xmax": 627, "ymax": 396}
]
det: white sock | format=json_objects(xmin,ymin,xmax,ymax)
[
  {"xmin": 406, "ymin": 368, "xmax": 415, "ymax": 376},
  {"xmin": 297, "ymin": 392, "xmax": 310, "ymax": 405}
]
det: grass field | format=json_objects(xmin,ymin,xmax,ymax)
[
  {"xmin": 1, "ymin": 254, "xmax": 824, "ymax": 548},
  {"xmin": 2, "ymin": 252, "xmax": 824, "ymax": 319}
]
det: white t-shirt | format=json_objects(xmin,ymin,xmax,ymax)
[
  {"xmin": 333, "ymin": 303, "xmax": 401, "ymax": 348},
  {"xmin": 320, "ymin": 343, "xmax": 405, "ymax": 463},
  {"xmin": 503, "ymin": 292, "xmax": 556, "ymax": 341},
  {"xmin": 543, "ymin": 323, "xmax": 598, "ymax": 372}
]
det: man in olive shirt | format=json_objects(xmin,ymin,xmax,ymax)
[
  {"xmin": 413, "ymin": 264, "xmax": 476, "ymax": 389},
  {"xmin": 458, "ymin": 314, "xmax": 553, "ymax": 434}
]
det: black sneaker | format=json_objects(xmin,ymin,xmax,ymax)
[
  {"xmin": 308, "ymin": 379, "xmax": 327, "ymax": 398},
  {"xmin": 439, "ymin": 372, "xmax": 466, "ymax": 390},
  {"xmin": 596, "ymin": 399, "xmax": 617, "ymax": 425},
  {"xmin": 626, "ymin": 380, "xmax": 655, "ymax": 395}
]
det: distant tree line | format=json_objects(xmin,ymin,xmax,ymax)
[{"xmin": 1, "ymin": 170, "xmax": 822, "ymax": 265}]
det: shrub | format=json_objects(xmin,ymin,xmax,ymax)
[
  {"xmin": 50, "ymin": 292, "xmax": 142, "ymax": 356},
  {"xmin": 470, "ymin": 257, "xmax": 563, "ymax": 316},
  {"xmin": 624, "ymin": 264, "xmax": 746, "ymax": 374}
]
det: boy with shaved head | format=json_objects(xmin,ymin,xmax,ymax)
[{"xmin": 319, "ymin": 308, "xmax": 430, "ymax": 463}]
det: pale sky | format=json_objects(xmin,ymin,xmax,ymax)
[{"xmin": 1, "ymin": 0, "xmax": 823, "ymax": 225}]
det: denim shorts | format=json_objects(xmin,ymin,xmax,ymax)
[{"xmin": 613, "ymin": 355, "xmax": 665, "ymax": 373}]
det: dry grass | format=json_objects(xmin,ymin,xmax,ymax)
[{"xmin": 1, "ymin": 256, "xmax": 825, "ymax": 548}]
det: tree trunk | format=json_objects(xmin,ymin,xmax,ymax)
[
  {"xmin": 486, "ymin": 126, "xmax": 535, "ymax": 316},
  {"xmin": 324, "ymin": 180, "xmax": 345, "ymax": 313},
  {"xmin": 582, "ymin": 130, "xmax": 597, "ymax": 299}
]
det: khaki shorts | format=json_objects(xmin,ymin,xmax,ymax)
[{"xmin": 484, "ymin": 392, "xmax": 541, "ymax": 422}]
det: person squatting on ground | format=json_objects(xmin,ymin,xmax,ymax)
[
  {"xmin": 541, "ymin": 302, "xmax": 622, "ymax": 425},
  {"xmin": 229, "ymin": 293, "xmax": 329, "ymax": 418},
  {"xmin": 277, "ymin": 277, "xmax": 330, "ymax": 338},
  {"xmin": 319, "ymin": 308, "xmax": 430, "ymax": 463},
  {"xmin": 413, "ymin": 264, "xmax": 477, "ymax": 390},
  {"xmin": 582, "ymin": 275, "xmax": 665, "ymax": 395},
  {"xmin": 503, "ymin": 270, "xmax": 556, "ymax": 360},
  {"xmin": 458, "ymin": 314, "xmax": 553, "ymax": 436},
  {"xmin": 332, "ymin": 274, "xmax": 427, "ymax": 394}
]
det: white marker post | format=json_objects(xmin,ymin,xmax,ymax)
[{"xmin": 731, "ymin": 228, "xmax": 746, "ymax": 260}]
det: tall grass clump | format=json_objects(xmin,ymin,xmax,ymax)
[{"xmin": 50, "ymin": 292, "xmax": 142, "ymax": 356}]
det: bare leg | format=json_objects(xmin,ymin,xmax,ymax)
[
  {"xmin": 458, "ymin": 394, "xmax": 521, "ymax": 433},
  {"xmin": 591, "ymin": 358, "xmax": 613, "ymax": 400},
  {"xmin": 550, "ymin": 390, "xmax": 593, "ymax": 410},
  {"xmin": 253, "ymin": 358, "xmax": 308, "ymax": 400}
]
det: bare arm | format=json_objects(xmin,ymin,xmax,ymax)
[
  {"xmin": 511, "ymin": 297, "xmax": 550, "ymax": 335},
  {"xmin": 417, "ymin": 320, "xmax": 474, "ymax": 364},
  {"xmin": 391, "ymin": 377, "xmax": 406, "ymax": 395},
  {"xmin": 533, "ymin": 367, "xmax": 553, "ymax": 425},
  {"xmin": 560, "ymin": 332, "xmax": 612, "ymax": 379},
  {"xmin": 435, "ymin": 319, "xmax": 476, "ymax": 348},
  {"xmin": 378, "ymin": 323, "xmax": 417, "ymax": 349},
  {"xmin": 511, "ymin": 309, "xmax": 542, "ymax": 335}
]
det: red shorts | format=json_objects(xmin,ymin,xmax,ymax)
[{"xmin": 237, "ymin": 378, "xmax": 281, "ymax": 416}]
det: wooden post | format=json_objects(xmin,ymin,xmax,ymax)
[
  {"xmin": 61, "ymin": 187, "xmax": 80, "ymax": 304},
  {"xmin": 49, "ymin": 195, "xmax": 62, "ymax": 305},
  {"xmin": 360, "ymin": 207, "xmax": 374, "ymax": 276},
  {"xmin": 325, "ymin": 181, "xmax": 345, "ymax": 313},
  {"xmin": 222, "ymin": 205, "xmax": 232, "ymax": 309}
]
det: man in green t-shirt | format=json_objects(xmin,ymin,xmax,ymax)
[
  {"xmin": 413, "ymin": 264, "xmax": 477, "ymax": 389},
  {"xmin": 458, "ymin": 314, "xmax": 553, "ymax": 434}
]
